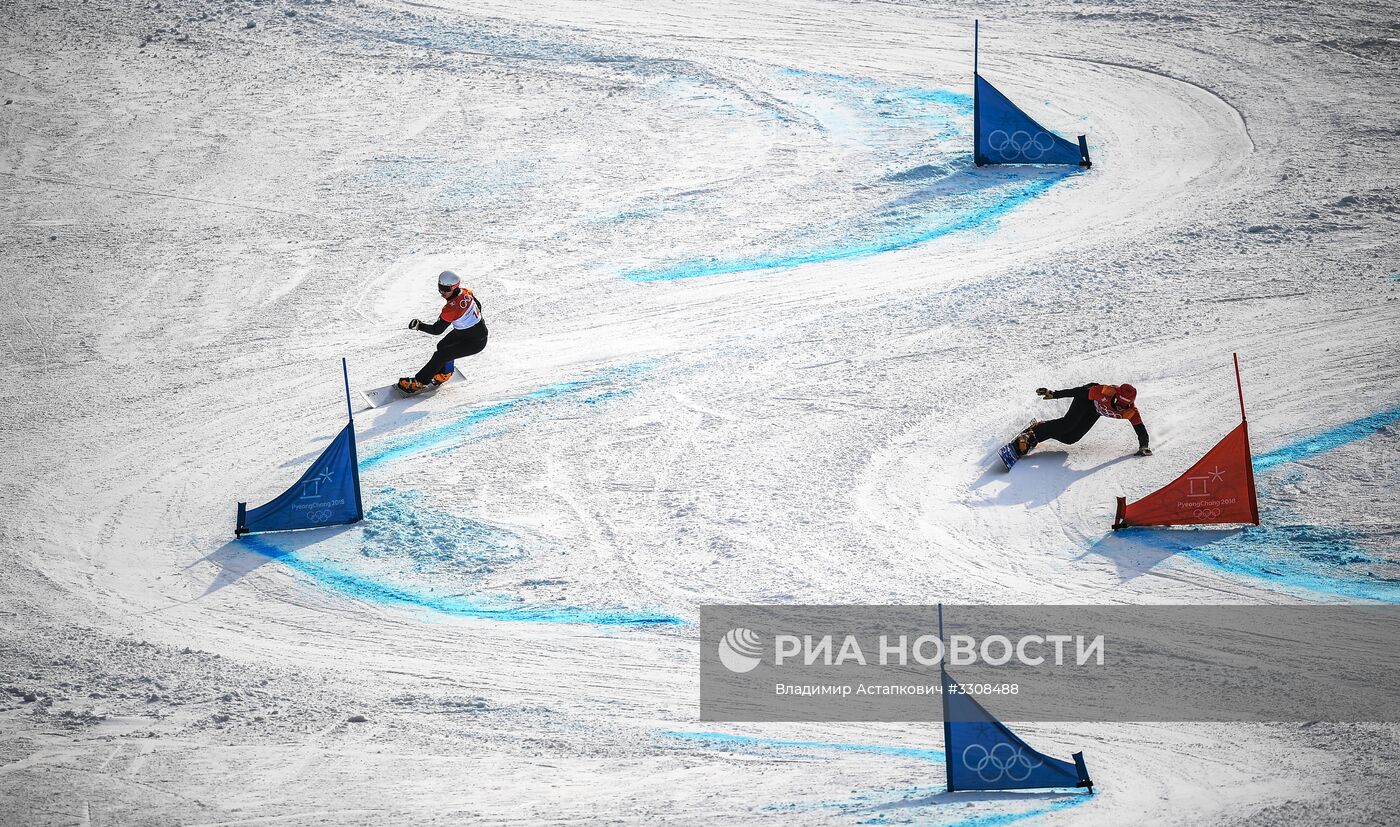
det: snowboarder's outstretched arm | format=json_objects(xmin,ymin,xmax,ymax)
[
  {"xmin": 409, "ymin": 317, "xmax": 450, "ymax": 335},
  {"xmin": 1112, "ymin": 395, "xmax": 1151, "ymax": 453},
  {"xmin": 1037, "ymin": 384, "xmax": 1094, "ymax": 401},
  {"xmin": 1133, "ymin": 422, "xmax": 1151, "ymax": 455}
]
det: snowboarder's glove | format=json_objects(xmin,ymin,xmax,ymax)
[
  {"xmin": 1136, "ymin": 446, "xmax": 1153, "ymax": 457},
  {"xmin": 408, "ymin": 318, "xmax": 421, "ymax": 330},
  {"xmin": 1036, "ymin": 387, "xmax": 1055, "ymax": 400}
]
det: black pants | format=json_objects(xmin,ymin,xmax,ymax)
[
  {"xmin": 1034, "ymin": 394, "xmax": 1101, "ymax": 445},
  {"xmin": 415, "ymin": 321, "xmax": 488, "ymax": 384}
]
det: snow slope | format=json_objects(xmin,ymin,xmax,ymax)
[{"xmin": 2, "ymin": 0, "xmax": 1398, "ymax": 823}]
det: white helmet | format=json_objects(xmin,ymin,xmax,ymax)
[{"xmin": 437, "ymin": 270, "xmax": 461, "ymax": 292}]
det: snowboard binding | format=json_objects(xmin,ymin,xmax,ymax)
[
  {"xmin": 998, "ymin": 421, "xmax": 1041, "ymax": 471},
  {"xmin": 1014, "ymin": 422, "xmax": 1040, "ymax": 457}
]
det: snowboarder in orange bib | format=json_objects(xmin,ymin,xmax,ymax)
[
  {"xmin": 1012, "ymin": 383, "xmax": 1152, "ymax": 461},
  {"xmin": 397, "ymin": 271, "xmax": 488, "ymax": 395}
]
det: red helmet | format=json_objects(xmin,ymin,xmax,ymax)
[{"xmin": 1115, "ymin": 383, "xmax": 1138, "ymax": 407}]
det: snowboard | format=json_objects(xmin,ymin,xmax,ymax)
[
  {"xmin": 358, "ymin": 362, "xmax": 457, "ymax": 410},
  {"xmin": 997, "ymin": 442, "xmax": 1021, "ymax": 471}
]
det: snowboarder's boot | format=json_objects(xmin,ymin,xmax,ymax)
[
  {"xmin": 431, "ymin": 371, "xmax": 453, "ymax": 387},
  {"xmin": 1014, "ymin": 422, "xmax": 1041, "ymax": 456},
  {"xmin": 998, "ymin": 421, "xmax": 1043, "ymax": 471},
  {"xmin": 397, "ymin": 377, "xmax": 427, "ymax": 395}
]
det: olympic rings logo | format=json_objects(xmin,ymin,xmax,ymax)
[
  {"xmin": 1193, "ymin": 507, "xmax": 1222, "ymax": 519},
  {"xmin": 962, "ymin": 743, "xmax": 1043, "ymax": 783},
  {"xmin": 309, "ymin": 509, "xmax": 333, "ymax": 522},
  {"xmin": 986, "ymin": 129, "xmax": 1057, "ymax": 161}
]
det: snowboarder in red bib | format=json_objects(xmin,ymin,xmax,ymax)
[
  {"xmin": 397, "ymin": 271, "xmax": 487, "ymax": 395},
  {"xmin": 1006, "ymin": 383, "xmax": 1152, "ymax": 466}
]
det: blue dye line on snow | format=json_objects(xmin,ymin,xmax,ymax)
[
  {"xmin": 242, "ymin": 535, "xmax": 682, "ymax": 626},
  {"xmin": 1252, "ymin": 405, "xmax": 1400, "ymax": 472},
  {"xmin": 662, "ymin": 730, "xmax": 944, "ymax": 763},
  {"xmin": 361, "ymin": 363, "xmax": 649, "ymax": 470},
  {"xmin": 623, "ymin": 175, "xmax": 1067, "ymax": 283},
  {"xmin": 899, "ymin": 88, "xmax": 974, "ymax": 109}
]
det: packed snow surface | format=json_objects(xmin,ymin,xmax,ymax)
[{"xmin": 2, "ymin": 0, "xmax": 1399, "ymax": 823}]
